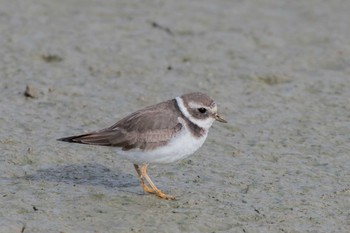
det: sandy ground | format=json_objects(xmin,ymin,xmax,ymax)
[{"xmin": 1, "ymin": 0, "xmax": 350, "ymax": 232}]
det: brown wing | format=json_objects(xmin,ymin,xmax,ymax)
[{"xmin": 57, "ymin": 99, "xmax": 183, "ymax": 151}]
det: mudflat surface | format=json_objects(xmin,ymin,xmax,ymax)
[{"xmin": 1, "ymin": 0, "xmax": 350, "ymax": 232}]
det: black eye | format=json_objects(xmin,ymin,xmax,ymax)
[{"xmin": 198, "ymin": 107, "xmax": 207, "ymax": 113}]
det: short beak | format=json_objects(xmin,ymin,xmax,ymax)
[{"xmin": 215, "ymin": 114, "xmax": 227, "ymax": 123}]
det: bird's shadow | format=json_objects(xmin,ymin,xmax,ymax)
[{"xmin": 25, "ymin": 163, "xmax": 139, "ymax": 189}]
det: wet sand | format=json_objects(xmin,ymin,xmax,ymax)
[{"xmin": 1, "ymin": 0, "xmax": 350, "ymax": 232}]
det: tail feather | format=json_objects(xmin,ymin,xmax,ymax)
[
  {"xmin": 57, "ymin": 134, "xmax": 92, "ymax": 144},
  {"xmin": 57, "ymin": 130, "xmax": 124, "ymax": 146}
]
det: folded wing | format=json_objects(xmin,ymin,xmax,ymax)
[{"xmin": 58, "ymin": 99, "xmax": 183, "ymax": 151}]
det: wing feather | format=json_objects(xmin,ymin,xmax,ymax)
[{"xmin": 57, "ymin": 99, "xmax": 183, "ymax": 151}]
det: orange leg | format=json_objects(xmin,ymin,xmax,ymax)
[
  {"xmin": 139, "ymin": 164, "xmax": 175, "ymax": 200},
  {"xmin": 133, "ymin": 164, "xmax": 155, "ymax": 194}
]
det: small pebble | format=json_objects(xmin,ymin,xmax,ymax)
[{"xmin": 24, "ymin": 85, "xmax": 37, "ymax": 98}]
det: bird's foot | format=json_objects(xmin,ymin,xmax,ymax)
[
  {"xmin": 154, "ymin": 190, "xmax": 176, "ymax": 200},
  {"xmin": 142, "ymin": 184, "xmax": 175, "ymax": 200},
  {"xmin": 141, "ymin": 184, "xmax": 155, "ymax": 194}
]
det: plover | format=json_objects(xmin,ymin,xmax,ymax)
[{"xmin": 58, "ymin": 92, "xmax": 226, "ymax": 200}]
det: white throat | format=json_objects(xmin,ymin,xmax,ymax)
[{"xmin": 175, "ymin": 96, "xmax": 215, "ymax": 130}]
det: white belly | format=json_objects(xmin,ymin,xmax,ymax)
[{"xmin": 117, "ymin": 128, "xmax": 208, "ymax": 164}]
